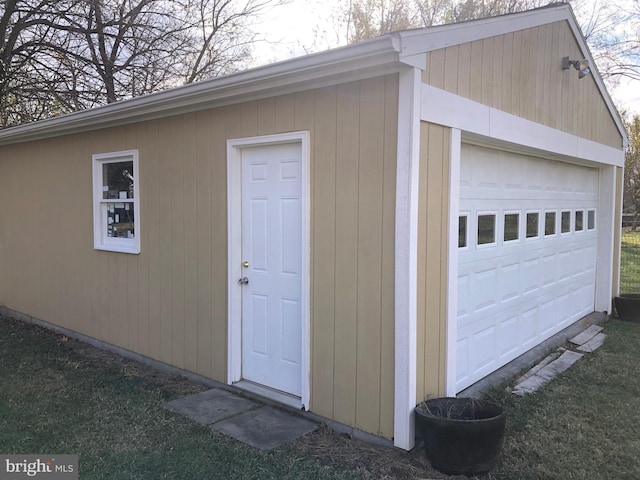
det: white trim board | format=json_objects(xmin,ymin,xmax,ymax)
[
  {"xmin": 420, "ymin": 83, "xmax": 624, "ymax": 167},
  {"xmin": 399, "ymin": 5, "xmax": 572, "ymax": 56},
  {"xmin": 393, "ymin": 66, "xmax": 421, "ymax": 451},
  {"xmin": 226, "ymin": 131, "xmax": 311, "ymax": 411},
  {"xmin": 445, "ymin": 129, "xmax": 462, "ymax": 397}
]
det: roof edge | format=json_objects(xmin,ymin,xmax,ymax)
[{"xmin": 0, "ymin": 35, "xmax": 402, "ymax": 146}]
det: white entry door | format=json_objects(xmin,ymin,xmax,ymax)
[{"xmin": 240, "ymin": 142, "xmax": 303, "ymax": 397}]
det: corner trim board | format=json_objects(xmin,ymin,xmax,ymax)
[
  {"xmin": 445, "ymin": 129, "xmax": 462, "ymax": 396},
  {"xmin": 393, "ymin": 66, "xmax": 421, "ymax": 450}
]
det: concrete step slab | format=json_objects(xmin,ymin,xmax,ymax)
[
  {"xmin": 212, "ymin": 405, "xmax": 318, "ymax": 450},
  {"xmin": 577, "ymin": 333, "xmax": 606, "ymax": 353},
  {"xmin": 513, "ymin": 350, "xmax": 583, "ymax": 396},
  {"xmin": 165, "ymin": 388, "xmax": 257, "ymax": 425},
  {"xmin": 569, "ymin": 325, "xmax": 603, "ymax": 347}
]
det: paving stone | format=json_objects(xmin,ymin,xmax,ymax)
[
  {"xmin": 569, "ymin": 325, "xmax": 603, "ymax": 346},
  {"xmin": 513, "ymin": 350, "xmax": 583, "ymax": 396},
  {"xmin": 165, "ymin": 388, "xmax": 256, "ymax": 425},
  {"xmin": 577, "ymin": 333, "xmax": 606, "ymax": 353},
  {"xmin": 212, "ymin": 405, "xmax": 318, "ymax": 450}
]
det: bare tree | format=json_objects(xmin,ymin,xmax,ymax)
[
  {"xmin": 0, "ymin": 0, "xmax": 281, "ymax": 126},
  {"xmin": 0, "ymin": 0, "xmax": 83, "ymax": 125},
  {"xmin": 182, "ymin": 0, "xmax": 276, "ymax": 84}
]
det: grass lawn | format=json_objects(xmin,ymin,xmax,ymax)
[
  {"xmin": 0, "ymin": 317, "xmax": 363, "ymax": 480},
  {"xmin": 2, "ymin": 315, "xmax": 640, "ymax": 479},
  {"xmin": 620, "ymin": 230, "xmax": 640, "ymax": 294}
]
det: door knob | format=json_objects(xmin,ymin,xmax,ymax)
[
  {"xmin": 242, "ymin": 261, "xmax": 249, "ymax": 268},
  {"xmin": 238, "ymin": 277, "xmax": 249, "ymax": 285}
]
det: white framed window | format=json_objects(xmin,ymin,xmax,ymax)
[{"xmin": 92, "ymin": 150, "xmax": 140, "ymax": 254}]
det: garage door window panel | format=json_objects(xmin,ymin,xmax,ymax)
[
  {"xmin": 526, "ymin": 211, "xmax": 540, "ymax": 239},
  {"xmin": 587, "ymin": 210, "xmax": 596, "ymax": 230},
  {"xmin": 575, "ymin": 210, "xmax": 584, "ymax": 232},
  {"xmin": 561, "ymin": 211, "xmax": 571, "ymax": 234},
  {"xmin": 477, "ymin": 213, "xmax": 496, "ymax": 247},
  {"xmin": 459, "ymin": 214, "xmax": 469, "ymax": 249},
  {"xmin": 503, "ymin": 212, "xmax": 520, "ymax": 243},
  {"xmin": 545, "ymin": 211, "xmax": 557, "ymax": 236}
]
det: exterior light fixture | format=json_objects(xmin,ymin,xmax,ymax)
[{"xmin": 562, "ymin": 56, "xmax": 591, "ymax": 79}]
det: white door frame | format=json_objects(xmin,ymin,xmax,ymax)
[{"xmin": 226, "ymin": 131, "xmax": 311, "ymax": 410}]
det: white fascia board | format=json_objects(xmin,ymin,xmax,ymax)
[
  {"xmin": 0, "ymin": 36, "xmax": 401, "ymax": 146},
  {"xmin": 563, "ymin": 9, "xmax": 628, "ymax": 147},
  {"xmin": 398, "ymin": 5, "xmax": 571, "ymax": 56},
  {"xmin": 421, "ymin": 83, "xmax": 624, "ymax": 167}
]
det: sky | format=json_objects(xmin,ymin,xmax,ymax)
[{"xmin": 249, "ymin": 0, "xmax": 640, "ymax": 118}]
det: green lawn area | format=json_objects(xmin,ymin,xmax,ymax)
[
  {"xmin": 2, "ymin": 315, "xmax": 640, "ymax": 479},
  {"xmin": 621, "ymin": 230, "xmax": 640, "ymax": 294},
  {"xmin": 0, "ymin": 317, "xmax": 363, "ymax": 480}
]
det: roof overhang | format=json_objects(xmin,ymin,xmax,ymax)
[
  {"xmin": 0, "ymin": 35, "xmax": 404, "ymax": 146},
  {"xmin": 0, "ymin": 4, "xmax": 628, "ymax": 148}
]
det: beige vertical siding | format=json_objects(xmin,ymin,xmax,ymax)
[
  {"xmin": 422, "ymin": 21, "xmax": 623, "ymax": 149},
  {"xmin": 0, "ymin": 74, "xmax": 398, "ymax": 438},
  {"xmin": 416, "ymin": 122, "xmax": 450, "ymax": 402}
]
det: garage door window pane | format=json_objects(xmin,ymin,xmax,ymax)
[
  {"xmin": 504, "ymin": 213, "xmax": 519, "ymax": 242},
  {"xmin": 545, "ymin": 211, "xmax": 556, "ymax": 236},
  {"xmin": 588, "ymin": 210, "xmax": 596, "ymax": 230},
  {"xmin": 575, "ymin": 210, "xmax": 584, "ymax": 231},
  {"xmin": 561, "ymin": 211, "xmax": 571, "ymax": 233},
  {"xmin": 459, "ymin": 215, "xmax": 468, "ymax": 248},
  {"xmin": 478, "ymin": 214, "xmax": 496, "ymax": 245},
  {"xmin": 526, "ymin": 212, "xmax": 539, "ymax": 238}
]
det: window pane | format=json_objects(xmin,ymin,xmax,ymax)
[
  {"xmin": 588, "ymin": 210, "xmax": 596, "ymax": 230},
  {"xmin": 478, "ymin": 214, "xmax": 495, "ymax": 245},
  {"xmin": 458, "ymin": 216, "xmax": 467, "ymax": 248},
  {"xmin": 545, "ymin": 211, "xmax": 556, "ymax": 235},
  {"xmin": 106, "ymin": 202, "xmax": 135, "ymax": 238},
  {"xmin": 526, "ymin": 212, "xmax": 539, "ymax": 238},
  {"xmin": 102, "ymin": 161, "xmax": 134, "ymax": 200},
  {"xmin": 575, "ymin": 210, "xmax": 584, "ymax": 231},
  {"xmin": 504, "ymin": 213, "xmax": 519, "ymax": 242},
  {"xmin": 561, "ymin": 211, "xmax": 571, "ymax": 233}
]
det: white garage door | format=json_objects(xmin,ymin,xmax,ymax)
[{"xmin": 456, "ymin": 144, "xmax": 599, "ymax": 391}]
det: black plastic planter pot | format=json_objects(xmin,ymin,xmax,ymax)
[
  {"xmin": 415, "ymin": 397, "xmax": 505, "ymax": 477},
  {"xmin": 614, "ymin": 295, "xmax": 640, "ymax": 321}
]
